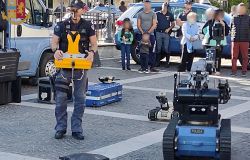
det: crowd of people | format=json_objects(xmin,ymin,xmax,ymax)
[{"xmin": 117, "ymin": 0, "xmax": 250, "ymax": 77}]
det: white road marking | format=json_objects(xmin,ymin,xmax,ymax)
[
  {"xmin": 21, "ymin": 94, "xmax": 37, "ymax": 101},
  {"xmin": 88, "ymin": 128, "xmax": 166, "ymax": 159},
  {"xmin": 99, "ymin": 66, "xmax": 168, "ymax": 74},
  {"xmin": 210, "ymin": 75, "xmax": 250, "ymax": 86},
  {"xmin": 12, "ymin": 101, "xmax": 150, "ymax": 122},
  {"xmin": 231, "ymin": 95, "xmax": 250, "ymax": 101},
  {"xmin": 124, "ymin": 86, "xmax": 168, "ymax": 92},
  {"xmin": 220, "ymin": 101, "xmax": 250, "ymax": 119},
  {"xmin": 0, "ymin": 152, "xmax": 48, "ymax": 160},
  {"xmin": 117, "ymin": 72, "xmax": 174, "ymax": 85},
  {"xmin": 99, "ymin": 66, "xmax": 139, "ymax": 72},
  {"xmin": 232, "ymin": 126, "xmax": 250, "ymax": 134},
  {"xmin": 123, "ymin": 86, "xmax": 250, "ymax": 101},
  {"xmin": 100, "ymin": 57, "xmax": 120, "ymax": 60}
]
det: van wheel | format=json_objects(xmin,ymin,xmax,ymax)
[
  {"xmin": 131, "ymin": 42, "xmax": 140, "ymax": 64},
  {"xmin": 40, "ymin": 53, "xmax": 56, "ymax": 77}
]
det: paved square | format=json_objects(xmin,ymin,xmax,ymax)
[{"xmin": 1, "ymin": 55, "xmax": 250, "ymax": 160}]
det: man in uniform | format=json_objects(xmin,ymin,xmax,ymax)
[
  {"xmin": 176, "ymin": 0, "xmax": 192, "ymax": 37},
  {"xmin": 51, "ymin": 0, "xmax": 97, "ymax": 140},
  {"xmin": 155, "ymin": 2, "xmax": 174, "ymax": 68}
]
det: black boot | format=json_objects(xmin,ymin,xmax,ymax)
[
  {"xmin": 72, "ymin": 132, "xmax": 85, "ymax": 140},
  {"xmin": 55, "ymin": 130, "xmax": 66, "ymax": 139}
]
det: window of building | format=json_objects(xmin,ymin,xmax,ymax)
[{"xmin": 48, "ymin": 0, "xmax": 53, "ymax": 9}]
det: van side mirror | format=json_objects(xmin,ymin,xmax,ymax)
[{"xmin": 17, "ymin": 25, "xmax": 22, "ymax": 37}]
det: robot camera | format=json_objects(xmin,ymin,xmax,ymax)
[{"xmin": 212, "ymin": 22, "xmax": 225, "ymax": 45}]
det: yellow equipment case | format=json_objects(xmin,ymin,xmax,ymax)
[
  {"xmin": 54, "ymin": 31, "xmax": 93, "ymax": 70},
  {"xmin": 55, "ymin": 53, "xmax": 92, "ymax": 69}
]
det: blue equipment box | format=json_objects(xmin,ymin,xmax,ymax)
[
  {"xmin": 86, "ymin": 82, "xmax": 122, "ymax": 107},
  {"xmin": 176, "ymin": 125, "xmax": 218, "ymax": 158}
]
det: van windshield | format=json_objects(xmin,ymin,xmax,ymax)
[{"xmin": 118, "ymin": 5, "xmax": 142, "ymax": 21}]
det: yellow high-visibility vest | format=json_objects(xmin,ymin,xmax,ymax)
[
  {"xmin": 54, "ymin": 31, "xmax": 92, "ymax": 70},
  {"xmin": 67, "ymin": 31, "xmax": 81, "ymax": 54}
]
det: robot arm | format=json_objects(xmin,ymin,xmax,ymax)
[{"xmin": 218, "ymin": 80, "xmax": 231, "ymax": 104}]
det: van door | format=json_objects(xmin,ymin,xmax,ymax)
[{"xmin": 10, "ymin": 0, "xmax": 52, "ymax": 77}]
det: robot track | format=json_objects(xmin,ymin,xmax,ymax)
[
  {"xmin": 163, "ymin": 115, "xmax": 179, "ymax": 160},
  {"xmin": 220, "ymin": 119, "xmax": 231, "ymax": 160}
]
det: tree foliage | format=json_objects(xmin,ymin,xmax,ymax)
[
  {"xmin": 210, "ymin": 0, "xmax": 220, "ymax": 8},
  {"xmin": 211, "ymin": 0, "xmax": 249, "ymax": 12}
]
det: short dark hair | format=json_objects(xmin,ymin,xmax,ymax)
[
  {"xmin": 214, "ymin": 9, "xmax": 224, "ymax": 17},
  {"xmin": 123, "ymin": 18, "xmax": 130, "ymax": 22},
  {"xmin": 185, "ymin": 0, "xmax": 192, "ymax": 5},
  {"xmin": 120, "ymin": 1, "xmax": 125, "ymax": 6}
]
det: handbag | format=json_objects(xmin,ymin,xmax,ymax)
[{"xmin": 192, "ymin": 38, "xmax": 203, "ymax": 50}]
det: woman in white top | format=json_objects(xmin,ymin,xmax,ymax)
[{"xmin": 178, "ymin": 12, "xmax": 200, "ymax": 72}]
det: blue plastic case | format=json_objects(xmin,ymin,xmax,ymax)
[{"xmin": 86, "ymin": 82, "xmax": 122, "ymax": 107}]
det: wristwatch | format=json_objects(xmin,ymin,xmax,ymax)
[
  {"xmin": 90, "ymin": 50, "xmax": 96, "ymax": 54},
  {"xmin": 52, "ymin": 48, "xmax": 58, "ymax": 52}
]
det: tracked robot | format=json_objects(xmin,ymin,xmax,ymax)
[
  {"xmin": 205, "ymin": 22, "xmax": 225, "ymax": 74},
  {"xmin": 148, "ymin": 92, "xmax": 174, "ymax": 121},
  {"xmin": 162, "ymin": 60, "xmax": 231, "ymax": 160}
]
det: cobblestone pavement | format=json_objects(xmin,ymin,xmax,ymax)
[{"xmin": 1, "ymin": 53, "xmax": 250, "ymax": 160}]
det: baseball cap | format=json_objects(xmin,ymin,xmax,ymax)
[
  {"xmin": 70, "ymin": 0, "xmax": 88, "ymax": 10},
  {"xmin": 143, "ymin": 0, "xmax": 151, "ymax": 3}
]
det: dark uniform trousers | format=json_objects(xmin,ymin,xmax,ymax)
[{"xmin": 55, "ymin": 69, "xmax": 88, "ymax": 133}]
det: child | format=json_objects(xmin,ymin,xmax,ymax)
[
  {"xmin": 139, "ymin": 33, "xmax": 151, "ymax": 73},
  {"xmin": 117, "ymin": 18, "xmax": 134, "ymax": 70}
]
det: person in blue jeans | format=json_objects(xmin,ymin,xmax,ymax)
[
  {"xmin": 117, "ymin": 18, "xmax": 134, "ymax": 70},
  {"xmin": 52, "ymin": 1, "xmax": 97, "ymax": 140},
  {"xmin": 139, "ymin": 33, "xmax": 151, "ymax": 73},
  {"xmin": 155, "ymin": 2, "xmax": 175, "ymax": 67},
  {"xmin": 137, "ymin": 0, "xmax": 158, "ymax": 72}
]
